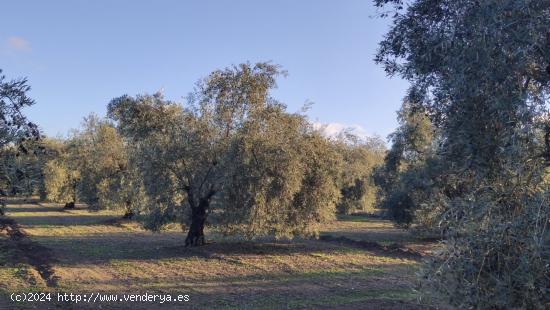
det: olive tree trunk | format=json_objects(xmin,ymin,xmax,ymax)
[
  {"xmin": 185, "ymin": 204, "xmax": 207, "ymax": 246},
  {"xmin": 185, "ymin": 189, "xmax": 216, "ymax": 247}
]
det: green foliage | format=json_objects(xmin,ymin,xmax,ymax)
[
  {"xmin": 374, "ymin": 102, "xmax": 434, "ymax": 227},
  {"xmin": 420, "ymin": 189, "xmax": 549, "ymax": 308},
  {"xmin": 333, "ymin": 134, "xmax": 386, "ymax": 215},
  {"xmin": 0, "ymin": 140, "xmax": 44, "ymax": 197},
  {"xmin": 43, "ymin": 158, "xmax": 75, "ymax": 203},
  {"xmin": 43, "ymin": 141, "xmax": 80, "ymax": 204},
  {"xmin": 0, "ymin": 69, "xmax": 40, "ymax": 210},
  {"xmin": 223, "ymin": 108, "xmax": 342, "ymax": 238},
  {"xmin": 376, "ymin": 0, "xmax": 550, "ymax": 307},
  {"xmin": 96, "ymin": 166, "xmax": 149, "ymax": 217},
  {"xmin": 0, "ymin": 69, "xmax": 39, "ymax": 149},
  {"xmin": 70, "ymin": 115, "xmax": 129, "ymax": 209},
  {"xmin": 42, "ymin": 114, "xmax": 146, "ymax": 216}
]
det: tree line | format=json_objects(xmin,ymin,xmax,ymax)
[{"xmin": 0, "ymin": 63, "xmax": 385, "ymax": 246}]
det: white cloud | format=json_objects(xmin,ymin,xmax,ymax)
[
  {"xmin": 312, "ymin": 122, "xmax": 371, "ymax": 139},
  {"xmin": 6, "ymin": 36, "xmax": 31, "ymax": 52}
]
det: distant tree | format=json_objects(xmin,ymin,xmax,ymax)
[
  {"xmin": 375, "ymin": 0, "xmax": 549, "ymax": 307},
  {"xmin": 43, "ymin": 141, "xmax": 80, "ymax": 207},
  {"xmin": 109, "ymin": 63, "xmax": 342, "ymax": 245},
  {"xmin": 96, "ymin": 164, "xmax": 148, "ymax": 219},
  {"xmin": 88, "ymin": 118, "xmax": 149, "ymax": 218},
  {"xmin": 36, "ymin": 138, "xmax": 67, "ymax": 200},
  {"xmin": 373, "ymin": 102, "xmax": 435, "ymax": 226},
  {"xmin": 333, "ymin": 133, "xmax": 386, "ymax": 214},
  {"xmin": 0, "ymin": 69, "xmax": 40, "ymax": 212},
  {"xmin": 71, "ymin": 115, "xmax": 130, "ymax": 210},
  {"xmin": 42, "ymin": 114, "xmax": 145, "ymax": 216}
]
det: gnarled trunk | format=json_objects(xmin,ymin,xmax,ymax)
[
  {"xmin": 185, "ymin": 205, "xmax": 207, "ymax": 246},
  {"xmin": 185, "ymin": 189, "xmax": 215, "ymax": 247}
]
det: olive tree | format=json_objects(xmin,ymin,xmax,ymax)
[
  {"xmin": 109, "ymin": 63, "xmax": 341, "ymax": 245},
  {"xmin": 373, "ymin": 101, "xmax": 435, "ymax": 227},
  {"xmin": 0, "ymin": 138, "xmax": 58, "ymax": 198},
  {"xmin": 375, "ymin": 0, "xmax": 549, "ymax": 307},
  {"xmin": 43, "ymin": 114, "xmax": 145, "ymax": 215},
  {"xmin": 71, "ymin": 114, "xmax": 139, "ymax": 214},
  {"xmin": 43, "ymin": 141, "xmax": 80, "ymax": 207},
  {"xmin": 0, "ymin": 70, "xmax": 39, "ymax": 149},
  {"xmin": 0, "ymin": 69, "xmax": 40, "ymax": 212},
  {"xmin": 332, "ymin": 133, "xmax": 386, "ymax": 215}
]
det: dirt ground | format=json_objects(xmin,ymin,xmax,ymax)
[{"xmin": 0, "ymin": 199, "xmax": 440, "ymax": 309}]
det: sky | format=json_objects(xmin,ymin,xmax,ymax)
[{"xmin": 1, "ymin": 0, "xmax": 409, "ymax": 141}]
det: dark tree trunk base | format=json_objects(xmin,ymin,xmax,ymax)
[
  {"xmin": 185, "ymin": 230, "xmax": 205, "ymax": 247},
  {"xmin": 122, "ymin": 210, "xmax": 135, "ymax": 220},
  {"xmin": 184, "ymin": 188, "xmax": 215, "ymax": 247},
  {"xmin": 64, "ymin": 202, "xmax": 75, "ymax": 209},
  {"xmin": 185, "ymin": 205, "xmax": 207, "ymax": 247}
]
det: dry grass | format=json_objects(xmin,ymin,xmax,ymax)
[{"xmin": 0, "ymin": 199, "xmax": 436, "ymax": 309}]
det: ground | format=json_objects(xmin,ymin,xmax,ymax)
[{"xmin": 0, "ymin": 199, "xmax": 440, "ymax": 309}]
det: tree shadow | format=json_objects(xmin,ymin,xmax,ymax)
[
  {"xmin": 7, "ymin": 215, "xmax": 121, "ymax": 227},
  {"xmin": 320, "ymin": 229, "xmax": 416, "ymax": 244},
  {"xmin": 5, "ymin": 206, "xmax": 65, "ymax": 213},
  {"xmin": 5, "ymin": 201, "xmax": 121, "ymax": 227},
  {"xmin": 2, "ymin": 197, "xmax": 41, "ymax": 205},
  {"xmin": 32, "ymin": 233, "xmax": 361, "ymax": 265}
]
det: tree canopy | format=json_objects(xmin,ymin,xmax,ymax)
[
  {"xmin": 375, "ymin": 0, "xmax": 549, "ymax": 307},
  {"xmin": 0, "ymin": 70, "xmax": 40, "ymax": 211},
  {"xmin": 108, "ymin": 63, "xmax": 343, "ymax": 245}
]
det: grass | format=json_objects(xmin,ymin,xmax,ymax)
[{"xmin": 0, "ymin": 199, "xmax": 436, "ymax": 309}]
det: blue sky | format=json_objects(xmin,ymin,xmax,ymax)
[{"xmin": 1, "ymin": 0, "xmax": 409, "ymax": 140}]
